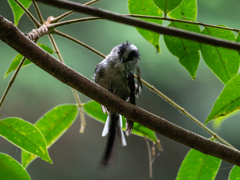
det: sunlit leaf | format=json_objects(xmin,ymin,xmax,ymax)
[
  {"xmin": 5, "ymin": 44, "xmax": 54, "ymax": 78},
  {"xmin": 83, "ymin": 101, "xmax": 158, "ymax": 143},
  {"xmin": 169, "ymin": 0, "xmax": 197, "ymax": 21},
  {"xmin": 128, "ymin": 0, "xmax": 162, "ymax": 52},
  {"xmin": 7, "ymin": 0, "xmax": 32, "ymax": 26},
  {"xmin": 229, "ymin": 166, "xmax": 240, "ymax": 180},
  {"xmin": 200, "ymin": 26, "xmax": 240, "ymax": 84},
  {"xmin": 22, "ymin": 104, "xmax": 78, "ymax": 168},
  {"xmin": 153, "ymin": 0, "xmax": 182, "ymax": 15},
  {"xmin": 176, "ymin": 148, "xmax": 221, "ymax": 180},
  {"xmin": 164, "ymin": 21, "xmax": 200, "ymax": 79},
  {"xmin": 206, "ymin": 74, "xmax": 240, "ymax": 124},
  {"xmin": 0, "ymin": 153, "xmax": 30, "ymax": 180},
  {"xmin": 212, "ymin": 110, "xmax": 240, "ymax": 130},
  {"xmin": 0, "ymin": 118, "xmax": 52, "ymax": 164}
]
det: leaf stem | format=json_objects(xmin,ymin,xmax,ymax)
[
  {"xmin": 144, "ymin": 138, "xmax": 153, "ymax": 178},
  {"xmin": 0, "ymin": 57, "xmax": 26, "ymax": 109},
  {"xmin": 48, "ymin": 33, "xmax": 86, "ymax": 133},
  {"xmin": 52, "ymin": 0, "xmax": 100, "ymax": 23},
  {"xmin": 48, "ymin": 17, "xmax": 100, "ymax": 30},
  {"xmin": 13, "ymin": 0, "xmax": 41, "ymax": 28},
  {"xmin": 32, "ymin": 0, "xmax": 45, "ymax": 24}
]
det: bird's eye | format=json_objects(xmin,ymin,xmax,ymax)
[{"xmin": 118, "ymin": 51, "xmax": 123, "ymax": 57}]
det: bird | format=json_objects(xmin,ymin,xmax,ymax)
[{"xmin": 94, "ymin": 41, "xmax": 142, "ymax": 167}]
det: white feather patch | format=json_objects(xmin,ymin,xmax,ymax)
[
  {"xmin": 119, "ymin": 115, "xmax": 127, "ymax": 146},
  {"xmin": 102, "ymin": 115, "xmax": 110, "ymax": 137}
]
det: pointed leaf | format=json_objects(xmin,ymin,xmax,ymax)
[
  {"xmin": 22, "ymin": 104, "xmax": 78, "ymax": 168},
  {"xmin": 83, "ymin": 101, "xmax": 158, "ymax": 143},
  {"xmin": 7, "ymin": 0, "xmax": 32, "ymax": 26},
  {"xmin": 169, "ymin": 0, "xmax": 197, "ymax": 21},
  {"xmin": 128, "ymin": 0, "xmax": 162, "ymax": 52},
  {"xmin": 153, "ymin": 0, "xmax": 182, "ymax": 15},
  {"xmin": 0, "ymin": 118, "xmax": 52, "ymax": 164},
  {"xmin": 0, "ymin": 153, "xmax": 30, "ymax": 180},
  {"xmin": 164, "ymin": 22, "xmax": 200, "ymax": 79},
  {"xmin": 206, "ymin": 74, "xmax": 240, "ymax": 124},
  {"xmin": 176, "ymin": 148, "xmax": 221, "ymax": 180},
  {"xmin": 5, "ymin": 44, "xmax": 54, "ymax": 78},
  {"xmin": 200, "ymin": 26, "xmax": 240, "ymax": 84},
  {"xmin": 229, "ymin": 166, "xmax": 240, "ymax": 180}
]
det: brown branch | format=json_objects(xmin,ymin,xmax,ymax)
[
  {"xmin": 33, "ymin": 0, "xmax": 240, "ymax": 51},
  {"xmin": 1, "ymin": 15, "xmax": 240, "ymax": 166}
]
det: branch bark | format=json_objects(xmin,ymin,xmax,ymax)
[
  {"xmin": 1, "ymin": 15, "xmax": 240, "ymax": 166},
  {"xmin": 34, "ymin": 0, "xmax": 240, "ymax": 51}
]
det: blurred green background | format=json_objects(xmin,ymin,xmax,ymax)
[{"xmin": 1, "ymin": 0, "xmax": 240, "ymax": 179}]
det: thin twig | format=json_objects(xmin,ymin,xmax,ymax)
[
  {"xmin": 145, "ymin": 138, "xmax": 153, "ymax": 178},
  {"xmin": 0, "ymin": 57, "xmax": 26, "ymax": 109},
  {"xmin": 32, "ymin": 0, "xmax": 45, "ymax": 24},
  {"xmin": 48, "ymin": 33, "xmax": 86, "ymax": 133},
  {"xmin": 48, "ymin": 17, "xmax": 100, "ymax": 30},
  {"xmin": 128, "ymin": 14, "xmax": 240, "ymax": 32},
  {"xmin": 52, "ymin": 0, "xmax": 100, "ymax": 23},
  {"xmin": 53, "ymin": 30, "xmax": 105, "ymax": 58},
  {"xmin": 49, "ymin": 15, "xmax": 240, "ymax": 35},
  {"xmin": 13, "ymin": 0, "xmax": 41, "ymax": 28},
  {"xmin": 72, "ymin": 88, "xmax": 86, "ymax": 133}
]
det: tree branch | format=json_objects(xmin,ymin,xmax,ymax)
[
  {"xmin": 34, "ymin": 0, "xmax": 240, "ymax": 51},
  {"xmin": 1, "ymin": 15, "xmax": 240, "ymax": 166}
]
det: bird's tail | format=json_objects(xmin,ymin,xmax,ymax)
[{"xmin": 100, "ymin": 111, "xmax": 126, "ymax": 167}]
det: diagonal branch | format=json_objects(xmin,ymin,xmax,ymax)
[
  {"xmin": 1, "ymin": 15, "xmax": 240, "ymax": 166},
  {"xmin": 34, "ymin": 0, "xmax": 240, "ymax": 51}
]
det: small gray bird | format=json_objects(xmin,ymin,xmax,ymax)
[{"xmin": 94, "ymin": 41, "xmax": 142, "ymax": 167}]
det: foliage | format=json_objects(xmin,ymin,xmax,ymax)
[{"xmin": 1, "ymin": 0, "xmax": 240, "ymax": 179}]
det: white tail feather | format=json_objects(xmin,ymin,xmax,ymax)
[
  {"xmin": 119, "ymin": 115, "xmax": 127, "ymax": 146},
  {"xmin": 102, "ymin": 115, "xmax": 110, "ymax": 137}
]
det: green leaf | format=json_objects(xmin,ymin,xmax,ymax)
[
  {"xmin": 22, "ymin": 104, "xmax": 78, "ymax": 168},
  {"xmin": 7, "ymin": 0, "xmax": 32, "ymax": 26},
  {"xmin": 200, "ymin": 26, "xmax": 240, "ymax": 84},
  {"xmin": 83, "ymin": 101, "xmax": 158, "ymax": 143},
  {"xmin": 206, "ymin": 74, "xmax": 240, "ymax": 124},
  {"xmin": 164, "ymin": 22, "xmax": 200, "ymax": 79},
  {"xmin": 229, "ymin": 166, "xmax": 240, "ymax": 180},
  {"xmin": 128, "ymin": 0, "xmax": 162, "ymax": 52},
  {"xmin": 0, "ymin": 117, "xmax": 52, "ymax": 164},
  {"xmin": 153, "ymin": 0, "xmax": 182, "ymax": 15},
  {"xmin": 5, "ymin": 44, "xmax": 54, "ymax": 78},
  {"xmin": 0, "ymin": 153, "xmax": 30, "ymax": 180},
  {"xmin": 176, "ymin": 148, "xmax": 221, "ymax": 180},
  {"xmin": 169, "ymin": 0, "xmax": 197, "ymax": 21}
]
